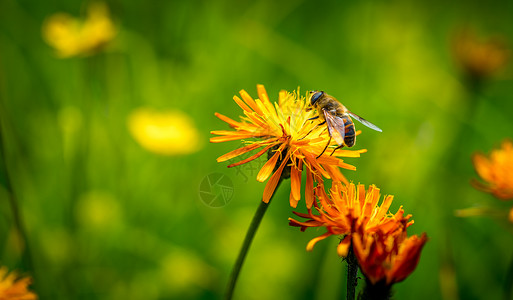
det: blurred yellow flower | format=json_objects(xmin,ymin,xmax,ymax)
[
  {"xmin": 0, "ymin": 266, "xmax": 37, "ymax": 300},
  {"xmin": 42, "ymin": 2, "xmax": 116, "ymax": 57},
  {"xmin": 472, "ymin": 140, "xmax": 513, "ymax": 200},
  {"xmin": 211, "ymin": 85, "xmax": 366, "ymax": 208},
  {"xmin": 128, "ymin": 108, "xmax": 202, "ymax": 156}
]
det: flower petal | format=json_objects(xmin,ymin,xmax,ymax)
[
  {"xmin": 240, "ymin": 89, "xmax": 264, "ymax": 116},
  {"xmin": 306, "ymin": 232, "xmax": 332, "ymax": 251},
  {"xmin": 388, "ymin": 233, "xmax": 428, "ymax": 284},
  {"xmin": 290, "ymin": 161, "xmax": 302, "ymax": 201},
  {"xmin": 337, "ymin": 235, "xmax": 352, "ymax": 257},
  {"xmin": 256, "ymin": 144, "xmax": 285, "ymax": 182},
  {"xmin": 262, "ymin": 156, "xmax": 288, "ymax": 203},
  {"xmin": 228, "ymin": 144, "xmax": 275, "ymax": 168},
  {"xmin": 232, "ymin": 95, "xmax": 253, "ymax": 114},
  {"xmin": 214, "ymin": 112, "xmax": 243, "ymax": 128},
  {"xmin": 305, "ymin": 167, "xmax": 314, "ymax": 209},
  {"xmin": 289, "ymin": 192, "xmax": 299, "ymax": 208},
  {"xmin": 210, "ymin": 134, "xmax": 254, "ymax": 143},
  {"xmin": 217, "ymin": 143, "xmax": 262, "ymax": 162}
]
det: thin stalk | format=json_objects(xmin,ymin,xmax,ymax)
[
  {"xmin": 360, "ymin": 279, "xmax": 392, "ymax": 300},
  {"xmin": 225, "ymin": 179, "xmax": 283, "ymax": 300},
  {"xmin": 346, "ymin": 244, "xmax": 358, "ymax": 300},
  {"xmin": 503, "ymin": 251, "xmax": 513, "ymax": 300},
  {"xmin": 0, "ymin": 115, "xmax": 34, "ymax": 272}
]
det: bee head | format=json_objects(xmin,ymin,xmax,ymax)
[{"xmin": 309, "ymin": 90, "xmax": 324, "ymax": 106}]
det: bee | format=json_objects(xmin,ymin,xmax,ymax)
[{"xmin": 306, "ymin": 90, "xmax": 382, "ymax": 157}]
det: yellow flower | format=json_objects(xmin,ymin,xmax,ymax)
[
  {"xmin": 42, "ymin": 2, "xmax": 116, "ymax": 57},
  {"xmin": 0, "ymin": 266, "xmax": 37, "ymax": 300},
  {"xmin": 210, "ymin": 85, "xmax": 366, "ymax": 208},
  {"xmin": 289, "ymin": 182, "xmax": 413, "ymax": 257},
  {"xmin": 472, "ymin": 140, "xmax": 513, "ymax": 200},
  {"xmin": 128, "ymin": 108, "xmax": 202, "ymax": 156}
]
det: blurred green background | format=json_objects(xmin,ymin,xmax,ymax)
[{"xmin": 1, "ymin": 0, "xmax": 513, "ymax": 299}]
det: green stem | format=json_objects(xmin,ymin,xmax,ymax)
[
  {"xmin": 0, "ymin": 113, "xmax": 34, "ymax": 272},
  {"xmin": 225, "ymin": 179, "xmax": 283, "ymax": 300},
  {"xmin": 360, "ymin": 279, "xmax": 392, "ymax": 300},
  {"xmin": 346, "ymin": 244, "xmax": 358, "ymax": 300},
  {"xmin": 503, "ymin": 252, "xmax": 513, "ymax": 300}
]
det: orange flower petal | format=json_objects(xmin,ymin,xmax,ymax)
[
  {"xmin": 214, "ymin": 112, "xmax": 243, "ymax": 128},
  {"xmin": 217, "ymin": 143, "xmax": 262, "ymax": 162},
  {"xmin": 306, "ymin": 232, "xmax": 332, "ymax": 251},
  {"xmin": 471, "ymin": 139, "xmax": 513, "ymax": 201},
  {"xmin": 257, "ymin": 84, "xmax": 271, "ymax": 106},
  {"xmin": 243, "ymin": 111, "xmax": 270, "ymax": 130},
  {"xmin": 228, "ymin": 144, "xmax": 275, "ymax": 168},
  {"xmin": 388, "ymin": 233, "xmax": 428, "ymax": 284},
  {"xmin": 232, "ymin": 95, "xmax": 253, "ymax": 114},
  {"xmin": 305, "ymin": 168, "xmax": 314, "ymax": 209},
  {"xmin": 473, "ymin": 153, "xmax": 493, "ymax": 182},
  {"xmin": 256, "ymin": 145, "xmax": 285, "ymax": 182},
  {"xmin": 210, "ymin": 134, "xmax": 255, "ymax": 143},
  {"xmin": 325, "ymin": 165, "xmax": 349, "ymax": 185},
  {"xmin": 332, "ymin": 148, "xmax": 366, "ymax": 157},
  {"xmin": 289, "ymin": 192, "xmax": 299, "ymax": 208},
  {"xmin": 338, "ymin": 160, "xmax": 357, "ymax": 170},
  {"xmin": 240, "ymin": 89, "xmax": 264, "ymax": 116},
  {"xmin": 337, "ymin": 235, "xmax": 351, "ymax": 257},
  {"xmin": 290, "ymin": 161, "xmax": 302, "ymax": 201},
  {"xmin": 262, "ymin": 156, "xmax": 288, "ymax": 203},
  {"xmin": 305, "ymin": 153, "xmax": 331, "ymax": 179}
]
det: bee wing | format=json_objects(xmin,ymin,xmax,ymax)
[
  {"xmin": 322, "ymin": 109, "xmax": 346, "ymax": 146},
  {"xmin": 347, "ymin": 111, "xmax": 382, "ymax": 132}
]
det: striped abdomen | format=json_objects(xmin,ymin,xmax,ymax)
[{"xmin": 341, "ymin": 114, "xmax": 355, "ymax": 147}]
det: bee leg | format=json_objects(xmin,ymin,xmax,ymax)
[
  {"xmin": 329, "ymin": 144, "xmax": 344, "ymax": 157},
  {"xmin": 298, "ymin": 121, "xmax": 325, "ymax": 140},
  {"xmin": 307, "ymin": 116, "xmax": 319, "ymax": 121},
  {"xmin": 298, "ymin": 129, "xmax": 313, "ymax": 140},
  {"xmin": 316, "ymin": 136, "xmax": 331, "ymax": 159}
]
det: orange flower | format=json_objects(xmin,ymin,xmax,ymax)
[
  {"xmin": 0, "ymin": 266, "xmax": 37, "ymax": 300},
  {"xmin": 289, "ymin": 183, "xmax": 413, "ymax": 257},
  {"xmin": 353, "ymin": 227, "xmax": 428, "ymax": 285},
  {"xmin": 211, "ymin": 85, "xmax": 366, "ymax": 208},
  {"xmin": 472, "ymin": 140, "xmax": 513, "ymax": 200},
  {"xmin": 452, "ymin": 28, "xmax": 510, "ymax": 80}
]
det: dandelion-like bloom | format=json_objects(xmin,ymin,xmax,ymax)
[
  {"xmin": 210, "ymin": 85, "xmax": 366, "ymax": 208},
  {"xmin": 289, "ymin": 182, "xmax": 413, "ymax": 257},
  {"xmin": 128, "ymin": 108, "xmax": 202, "ymax": 155},
  {"xmin": 0, "ymin": 266, "xmax": 37, "ymax": 300},
  {"xmin": 464, "ymin": 140, "xmax": 513, "ymax": 222},
  {"xmin": 352, "ymin": 224, "xmax": 428, "ymax": 286},
  {"xmin": 472, "ymin": 140, "xmax": 513, "ymax": 200},
  {"xmin": 42, "ymin": 2, "xmax": 116, "ymax": 58}
]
